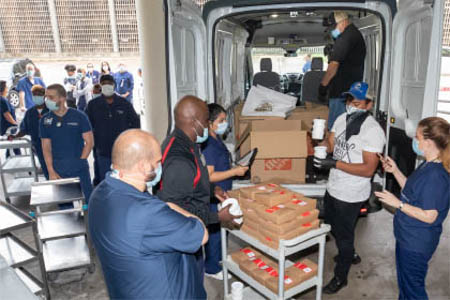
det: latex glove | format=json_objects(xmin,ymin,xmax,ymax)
[{"xmin": 314, "ymin": 157, "xmax": 337, "ymax": 169}]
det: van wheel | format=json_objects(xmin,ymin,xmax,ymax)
[{"xmin": 8, "ymin": 90, "xmax": 20, "ymax": 108}]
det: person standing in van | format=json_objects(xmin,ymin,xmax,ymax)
[
  {"xmin": 314, "ymin": 82, "xmax": 385, "ymax": 294},
  {"xmin": 318, "ymin": 11, "xmax": 366, "ymax": 130}
]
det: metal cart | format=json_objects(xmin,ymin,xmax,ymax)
[
  {"xmin": 0, "ymin": 137, "xmax": 42, "ymax": 203},
  {"xmin": 30, "ymin": 178, "xmax": 95, "ymax": 283},
  {"xmin": 0, "ymin": 201, "xmax": 50, "ymax": 299},
  {"xmin": 222, "ymin": 224, "xmax": 331, "ymax": 300}
]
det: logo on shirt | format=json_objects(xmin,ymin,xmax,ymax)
[
  {"xmin": 116, "ymin": 110, "xmax": 124, "ymax": 114},
  {"xmin": 333, "ymin": 131, "xmax": 356, "ymax": 163},
  {"xmin": 67, "ymin": 122, "xmax": 79, "ymax": 126},
  {"xmin": 43, "ymin": 117, "xmax": 53, "ymax": 126}
]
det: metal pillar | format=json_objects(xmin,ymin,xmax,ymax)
[
  {"xmin": 47, "ymin": 0, "xmax": 62, "ymax": 53},
  {"xmin": 135, "ymin": 0, "xmax": 169, "ymax": 142},
  {"xmin": 0, "ymin": 23, "xmax": 5, "ymax": 53},
  {"xmin": 107, "ymin": 0, "xmax": 120, "ymax": 53}
]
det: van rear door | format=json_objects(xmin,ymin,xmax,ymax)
[{"xmin": 166, "ymin": 0, "xmax": 208, "ymax": 127}]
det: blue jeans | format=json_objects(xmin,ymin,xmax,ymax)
[
  {"xmin": 205, "ymin": 203, "xmax": 222, "ymax": 274},
  {"xmin": 328, "ymin": 97, "xmax": 347, "ymax": 130},
  {"xmin": 96, "ymin": 154, "xmax": 112, "ymax": 182},
  {"xmin": 396, "ymin": 243, "xmax": 433, "ymax": 300}
]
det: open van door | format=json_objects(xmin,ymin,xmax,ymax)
[
  {"xmin": 165, "ymin": 0, "xmax": 208, "ymax": 127},
  {"xmin": 386, "ymin": 0, "xmax": 444, "ymax": 192}
]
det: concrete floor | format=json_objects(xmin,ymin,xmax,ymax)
[{"xmin": 2, "ymin": 175, "xmax": 449, "ymax": 300}]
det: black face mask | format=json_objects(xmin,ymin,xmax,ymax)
[{"xmin": 345, "ymin": 111, "xmax": 370, "ymax": 142}]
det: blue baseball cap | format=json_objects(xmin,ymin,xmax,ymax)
[{"xmin": 342, "ymin": 81, "xmax": 369, "ymax": 100}]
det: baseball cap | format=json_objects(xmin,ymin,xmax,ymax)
[
  {"xmin": 334, "ymin": 11, "xmax": 348, "ymax": 24},
  {"xmin": 100, "ymin": 74, "xmax": 114, "ymax": 83},
  {"xmin": 342, "ymin": 82, "xmax": 369, "ymax": 100}
]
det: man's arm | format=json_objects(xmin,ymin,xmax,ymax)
[
  {"xmin": 167, "ymin": 202, "xmax": 208, "ymax": 245},
  {"xmin": 80, "ymin": 131, "xmax": 94, "ymax": 159},
  {"xmin": 41, "ymin": 138, "xmax": 60, "ymax": 179},
  {"xmin": 19, "ymin": 91, "xmax": 25, "ymax": 110},
  {"xmin": 336, "ymin": 151, "xmax": 380, "ymax": 177},
  {"xmin": 321, "ymin": 61, "xmax": 339, "ymax": 86},
  {"xmin": 3, "ymin": 112, "xmax": 17, "ymax": 125}
]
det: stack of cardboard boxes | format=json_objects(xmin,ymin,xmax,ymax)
[
  {"xmin": 230, "ymin": 246, "xmax": 318, "ymax": 293},
  {"xmin": 234, "ymin": 102, "xmax": 329, "ymax": 184},
  {"xmin": 235, "ymin": 183, "xmax": 320, "ymax": 249}
]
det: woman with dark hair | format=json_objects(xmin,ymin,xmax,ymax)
[
  {"xmin": 202, "ymin": 103, "xmax": 248, "ymax": 280},
  {"xmin": 0, "ymin": 80, "xmax": 20, "ymax": 157},
  {"xmin": 100, "ymin": 61, "xmax": 113, "ymax": 76},
  {"xmin": 376, "ymin": 117, "xmax": 450, "ymax": 300}
]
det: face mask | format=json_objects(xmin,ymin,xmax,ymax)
[
  {"xmin": 87, "ymin": 67, "xmax": 93, "ymax": 73},
  {"xmin": 346, "ymin": 105, "xmax": 366, "ymax": 115},
  {"xmin": 45, "ymin": 99, "xmax": 59, "ymax": 111},
  {"xmin": 331, "ymin": 28, "xmax": 341, "ymax": 39},
  {"xmin": 146, "ymin": 163, "xmax": 162, "ymax": 188},
  {"xmin": 32, "ymin": 95, "xmax": 45, "ymax": 106},
  {"xmin": 194, "ymin": 120, "xmax": 209, "ymax": 143},
  {"xmin": 92, "ymin": 93, "xmax": 101, "ymax": 99},
  {"xmin": 412, "ymin": 138, "xmax": 424, "ymax": 156},
  {"xmin": 101, "ymin": 84, "xmax": 115, "ymax": 97},
  {"xmin": 119, "ymin": 66, "xmax": 125, "ymax": 73},
  {"xmin": 27, "ymin": 70, "xmax": 35, "ymax": 77},
  {"xmin": 102, "ymin": 65, "xmax": 109, "ymax": 72},
  {"xmin": 76, "ymin": 73, "xmax": 83, "ymax": 80},
  {"xmin": 215, "ymin": 121, "xmax": 228, "ymax": 135}
]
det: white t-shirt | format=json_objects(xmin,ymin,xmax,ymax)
[{"xmin": 327, "ymin": 113, "xmax": 386, "ymax": 203}]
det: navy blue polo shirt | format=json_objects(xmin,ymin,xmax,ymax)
[
  {"xmin": 394, "ymin": 162, "xmax": 450, "ymax": 254},
  {"xmin": 17, "ymin": 77, "xmax": 46, "ymax": 109},
  {"xmin": 0, "ymin": 96, "xmax": 16, "ymax": 135},
  {"xmin": 89, "ymin": 173, "xmax": 206, "ymax": 299},
  {"xmin": 39, "ymin": 108, "xmax": 92, "ymax": 160},
  {"xmin": 202, "ymin": 135, "xmax": 232, "ymax": 191},
  {"xmin": 85, "ymin": 94, "xmax": 140, "ymax": 158},
  {"xmin": 20, "ymin": 106, "xmax": 49, "ymax": 147},
  {"xmin": 114, "ymin": 71, "xmax": 134, "ymax": 102}
]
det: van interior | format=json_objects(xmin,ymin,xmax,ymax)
[{"xmin": 211, "ymin": 8, "xmax": 383, "ymax": 152}]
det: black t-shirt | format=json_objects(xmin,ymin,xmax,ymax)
[{"xmin": 329, "ymin": 23, "xmax": 366, "ymax": 98}]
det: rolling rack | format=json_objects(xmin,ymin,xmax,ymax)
[
  {"xmin": 30, "ymin": 178, "xmax": 95, "ymax": 284},
  {"xmin": 0, "ymin": 201, "xmax": 50, "ymax": 299},
  {"xmin": 0, "ymin": 136, "xmax": 42, "ymax": 203},
  {"xmin": 222, "ymin": 224, "xmax": 331, "ymax": 300}
]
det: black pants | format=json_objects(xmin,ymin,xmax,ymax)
[{"xmin": 324, "ymin": 192, "xmax": 364, "ymax": 281}]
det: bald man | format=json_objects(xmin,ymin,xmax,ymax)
[
  {"xmin": 89, "ymin": 129, "xmax": 208, "ymax": 299},
  {"xmin": 156, "ymin": 95, "xmax": 237, "ymax": 276}
]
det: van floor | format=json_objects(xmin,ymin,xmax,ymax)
[{"xmin": 2, "ymin": 183, "xmax": 449, "ymax": 300}]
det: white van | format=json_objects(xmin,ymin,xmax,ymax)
[{"xmin": 137, "ymin": 0, "xmax": 445, "ymax": 200}]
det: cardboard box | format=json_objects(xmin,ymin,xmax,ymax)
[
  {"xmin": 264, "ymin": 218, "xmax": 303, "ymax": 235},
  {"xmin": 259, "ymin": 225, "xmax": 305, "ymax": 243},
  {"xmin": 296, "ymin": 209, "xmax": 319, "ymax": 224},
  {"xmin": 296, "ymin": 219, "xmax": 320, "ymax": 235},
  {"xmin": 242, "ymin": 207, "xmax": 260, "ymax": 224},
  {"xmin": 285, "ymin": 196, "xmax": 317, "ymax": 215},
  {"xmin": 265, "ymin": 259, "xmax": 318, "ymax": 293},
  {"xmin": 251, "ymin": 158, "xmax": 306, "ymax": 184},
  {"xmin": 239, "ymin": 255, "xmax": 277, "ymax": 276},
  {"xmin": 230, "ymin": 247, "xmax": 261, "ymax": 264},
  {"xmin": 241, "ymin": 221, "xmax": 260, "ymax": 239},
  {"xmin": 257, "ymin": 231, "xmax": 280, "ymax": 249},
  {"xmin": 227, "ymin": 189, "xmax": 240, "ymax": 200},
  {"xmin": 287, "ymin": 102, "xmax": 329, "ymax": 131},
  {"xmin": 254, "ymin": 190, "xmax": 292, "ymax": 207},
  {"xmin": 251, "ymin": 259, "xmax": 279, "ymax": 286},
  {"xmin": 255, "ymin": 204, "xmax": 297, "ymax": 225}
]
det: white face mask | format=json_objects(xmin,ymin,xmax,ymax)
[
  {"xmin": 102, "ymin": 65, "xmax": 109, "ymax": 72},
  {"xmin": 346, "ymin": 105, "xmax": 366, "ymax": 115},
  {"xmin": 101, "ymin": 84, "xmax": 115, "ymax": 97},
  {"xmin": 215, "ymin": 121, "xmax": 229, "ymax": 135}
]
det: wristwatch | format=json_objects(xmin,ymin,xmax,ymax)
[{"xmin": 398, "ymin": 202, "xmax": 404, "ymax": 210}]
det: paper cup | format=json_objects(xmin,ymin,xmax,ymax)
[
  {"xmin": 312, "ymin": 119, "xmax": 326, "ymax": 140},
  {"xmin": 314, "ymin": 146, "xmax": 327, "ymax": 159}
]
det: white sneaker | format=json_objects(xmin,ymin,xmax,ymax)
[{"xmin": 205, "ymin": 271, "xmax": 232, "ymax": 280}]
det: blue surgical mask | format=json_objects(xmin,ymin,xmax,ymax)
[
  {"xmin": 45, "ymin": 99, "xmax": 59, "ymax": 111},
  {"xmin": 412, "ymin": 138, "xmax": 424, "ymax": 156},
  {"xmin": 215, "ymin": 121, "xmax": 228, "ymax": 135},
  {"xmin": 331, "ymin": 28, "xmax": 341, "ymax": 39},
  {"xmin": 346, "ymin": 105, "xmax": 366, "ymax": 115},
  {"xmin": 27, "ymin": 70, "xmax": 35, "ymax": 77},
  {"xmin": 32, "ymin": 95, "xmax": 45, "ymax": 106},
  {"xmin": 146, "ymin": 163, "xmax": 162, "ymax": 188},
  {"xmin": 194, "ymin": 120, "xmax": 209, "ymax": 143},
  {"xmin": 76, "ymin": 73, "xmax": 83, "ymax": 80},
  {"xmin": 92, "ymin": 93, "xmax": 101, "ymax": 99}
]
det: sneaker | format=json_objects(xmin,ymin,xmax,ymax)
[
  {"xmin": 323, "ymin": 276, "xmax": 348, "ymax": 294},
  {"xmin": 333, "ymin": 253, "xmax": 361, "ymax": 265},
  {"xmin": 205, "ymin": 271, "xmax": 231, "ymax": 280}
]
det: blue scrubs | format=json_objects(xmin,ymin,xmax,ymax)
[
  {"xmin": 16, "ymin": 77, "xmax": 46, "ymax": 109},
  {"xmin": 394, "ymin": 162, "xmax": 449, "ymax": 300},
  {"xmin": 20, "ymin": 106, "xmax": 49, "ymax": 179},
  {"xmin": 39, "ymin": 108, "xmax": 93, "ymax": 202},
  {"xmin": 0, "ymin": 96, "xmax": 20, "ymax": 157},
  {"xmin": 114, "ymin": 71, "xmax": 134, "ymax": 103},
  {"xmin": 86, "ymin": 70, "xmax": 100, "ymax": 85},
  {"xmin": 89, "ymin": 173, "xmax": 206, "ymax": 299},
  {"xmin": 202, "ymin": 135, "xmax": 232, "ymax": 275}
]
